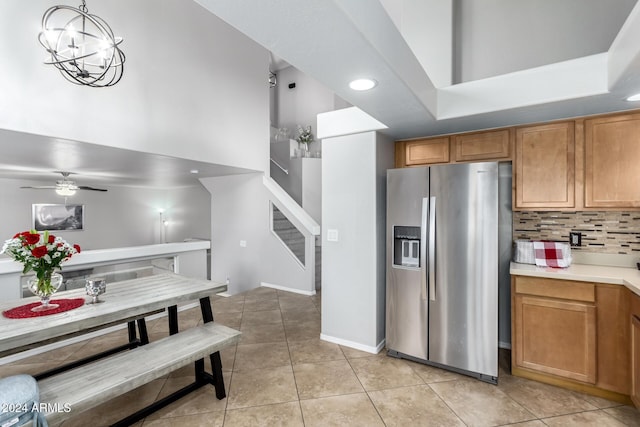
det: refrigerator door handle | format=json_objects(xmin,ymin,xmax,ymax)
[
  {"xmin": 428, "ymin": 196, "xmax": 436, "ymax": 301},
  {"xmin": 420, "ymin": 197, "xmax": 429, "ymax": 301}
]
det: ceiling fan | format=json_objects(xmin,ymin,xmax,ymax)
[{"xmin": 20, "ymin": 171, "xmax": 107, "ymax": 196}]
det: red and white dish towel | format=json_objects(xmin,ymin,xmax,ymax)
[{"xmin": 532, "ymin": 241, "xmax": 572, "ymax": 268}]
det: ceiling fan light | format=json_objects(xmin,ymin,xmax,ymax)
[
  {"xmin": 626, "ymin": 93, "xmax": 640, "ymax": 102},
  {"xmin": 55, "ymin": 186, "xmax": 76, "ymax": 196}
]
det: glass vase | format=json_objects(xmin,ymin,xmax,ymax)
[
  {"xmin": 28, "ymin": 272, "xmax": 63, "ymax": 312},
  {"xmin": 299, "ymin": 142, "xmax": 309, "ymax": 157}
]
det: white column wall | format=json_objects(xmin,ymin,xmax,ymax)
[{"xmin": 320, "ymin": 131, "xmax": 393, "ymax": 352}]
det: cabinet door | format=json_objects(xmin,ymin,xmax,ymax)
[
  {"xmin": 585, "ymin": 113, "xmax": 640, "ymax": 208},
  {"xmin": 515, "ymin": 122, "xmax": 575, "ymax": 209},
  {"xmin": 453, "ymin": 129, "xmax": 512, "ymax": 162},
  {"xmin": 514, "ymin": 294, "xmax": 596, "ymax": 383},
  {"xmin": 596, "ymin": 285, "xmax": 630, "ymax": 394},
  {"xmin": 632, "ymin": 314, "xmax": 640, "ymax": 408},
  {"xmin": 405, "ymin": 137, "xmax": 450, "ymax": 166},
  {"xmin": 631, "ymin": 293, "xmax": 640, "ymax": 408}
]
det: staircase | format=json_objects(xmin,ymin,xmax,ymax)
[
  {"xmin": 272, "ymin": 206, "xmax": 305, "ymax": 265},
  {"xmin": 263, "ymin": 176, "xmax": 320, "ymax": 294}
]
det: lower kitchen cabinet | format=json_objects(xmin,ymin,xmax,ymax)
[
  {"xmin": 631, "ymin": 293, "xmax": 640, "ymax": 407},
  {"xmin": 596, "ymin": 284, "xmax": 630, "ymax": 394},
  {"xmin": 512, "ymin": 277, "xmax": 596, "ymax": 384},
  {"xmin": 512, "ymin": 276, "xmax": 632, "ymax": 402}
]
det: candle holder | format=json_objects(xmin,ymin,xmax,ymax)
[{"xmin": 85, "ymin": 277, "xmax": 107, "ymax": 304}]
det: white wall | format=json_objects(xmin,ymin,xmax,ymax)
[
  {"xmin": 0, "ymin": 178, "xmax": 211, "ymax": 251},
  {"xmin": 321, "ymin": 131, "xmax": 394, "ymax": 352},
  {"xmin": 302, "ymin": 158, "xmax": 322, "ymax": 224},
  {"xmin": 0, "ymin": 0, "xmax": 269, "ymax": 172},
  {"xmin": 275, "ymin": 66, "xmax": 336, "ymax": 154},
  {"xmin": 379, "ymin": 0, "xmax": 453, "ymax": 88},
  {"xmin": 454, "ymin": 0, "xmax": 636, "ymax": 83},
  {"xmin": 201, "ymin": 173, "xmax": 310, "ymax": 295}
]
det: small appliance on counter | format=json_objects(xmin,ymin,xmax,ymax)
[
  {"xmin": 512, "ymin": 240, "xmax": 535, "ymax": 265},
  {"xmin": 512, "ymin": 240, "xmax": 572, "ymax": 268}
]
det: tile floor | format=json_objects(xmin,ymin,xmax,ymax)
[{"xmin": 3, "ymin": 286, "xmax": 640, "ymax": 426}]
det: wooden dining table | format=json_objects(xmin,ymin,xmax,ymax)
[
  {"xmin": 0, "ymin": 273, "xmax": 231, "ymax": 425},
  {"xmin": 0, "ymin": 272, "xmax": 226, "ymax": 361}
]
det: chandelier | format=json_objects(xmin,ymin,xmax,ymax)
[{"xmin": 37, "ymin": 0, "xmax": 125, "ymax": 87}]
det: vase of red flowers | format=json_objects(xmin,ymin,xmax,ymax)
[{"xmin": 1, "ymin": 230, "xmax": 80, "ymax": 311}]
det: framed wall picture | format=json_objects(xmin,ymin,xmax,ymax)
[{"xmin": 32, "ymin": 204, "xmax": 84, "ymax": 231}]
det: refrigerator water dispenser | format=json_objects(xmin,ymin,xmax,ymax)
[{"xmin": 393, "ymin": 226, "xmax": 420, "ymax": 268}]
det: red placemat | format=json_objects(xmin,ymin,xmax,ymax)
[{"xmin": 3, "ymin": 298, "xmax": 85, "ymax": 319}]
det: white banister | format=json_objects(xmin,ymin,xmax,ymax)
[
  {"xmin": 262, "ymin": 176, "xmax": 320, "ymax": 236},
  {"xmin": 270, "ymin": 157, "xmax": 289, "ymax": 175}
]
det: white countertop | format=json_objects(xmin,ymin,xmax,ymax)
[{"xmin": 510, "ymin": 261, "xmax": 640, "ymax": 297}]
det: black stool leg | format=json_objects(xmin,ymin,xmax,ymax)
[
  {"xmin": 168, "ymin": 305, "xmax": 179, "ymax": 335},
  {"xmin": 136, "ymin": 318, "xmax": 150, "ymax": 345},
  {"xmin": 127, "ymin": 321, "xmax": 137, "ymax": 348},
  {"xmin": 199, "ymin": 296, "xmax": 226, "ymax": 399}
]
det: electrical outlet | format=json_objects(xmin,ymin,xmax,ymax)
[
  {"xmin": 569, "ymin": 232, "xmax": 582, "ymax": 247},
  {"xmin": 240, "ymin": 240, "xmax": 247, "ymax": 247}
]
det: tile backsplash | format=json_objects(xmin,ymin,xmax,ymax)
[{"xmin": 513, "ymin": 211, "xmax": 640, "ymax": 254}]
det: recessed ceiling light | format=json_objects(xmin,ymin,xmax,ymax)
[
  {"xmin": 190, "ymin": 169, "xmax": 199, "ymax": 174},
  {"xmin": 349, "ymin": 78, "xmax": 377, "ymax": 91},
  {"xmin": 626, "ymin": 93, "xmax": 640, "ymax": 101}
]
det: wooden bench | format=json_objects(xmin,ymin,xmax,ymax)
[{"xmin": 36, "ymin": 322, "xmax": 241, "ymax": 426}]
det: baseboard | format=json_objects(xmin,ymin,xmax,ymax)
[
  {"xmin": 499, "ymin": 341, "xmax": 512, "ymax": 350},
  {"xmin": 261, "ymin": 282, "xmax": 316, "ymax": 296},
  {"xmin": 216, "ymin": 292, "xmax": 232, "ymax": 297},
  {"xmin": 320, "ymin": 333, "xmax": 385, "ymax": 354}
]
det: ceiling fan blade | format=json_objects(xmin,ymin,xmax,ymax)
[
  {"xmin": 77, "ymin": 186, "xmax": 108, "ymax": 192},
  {"xmin": 20, "ymin": 186, "xmax": 56, "ymax": 189}
]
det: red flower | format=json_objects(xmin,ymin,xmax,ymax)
[
  {"xmin": 31, "ymin": 246, "xmax": 48, "ymax": 258},
  {"xmin": 23, "ymin": 234, "xmax": 40, "ymax": 245},
  {"xmin": 73, "ymin": 244, "xmax": 81, "ymax": 254},
  {"xmin": 48, "ymin": 235, "xmax": 55, "ymax": 244}
]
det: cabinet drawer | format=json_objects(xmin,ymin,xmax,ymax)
[{"xmin": 514, "ymin": 276, "xmax": 595, "ymax": 302}]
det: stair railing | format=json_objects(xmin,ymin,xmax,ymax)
[{"xmin": 263, "ymin": 176, "xmax": 320, "ymax": 293}]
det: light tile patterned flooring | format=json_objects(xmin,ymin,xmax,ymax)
[{"xmin": 3, "ymin": 286, "xmax": 640, "ymax": 426}]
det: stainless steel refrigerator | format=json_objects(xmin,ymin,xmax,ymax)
[{"xmin": 386, "ymin": 161, "xmax": 509, "ymax": 384}]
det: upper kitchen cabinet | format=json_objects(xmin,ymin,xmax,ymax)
[
  {"xmin": 515, "ymin": 122, "xmax": 575, "ymax": 210},
  {"xmin": 453, "ymin": 129, "xmax": 512, "ymax": 162},
  {"xmin": 401, "ymin": 137, "xmax": 450, "ymax": 167},
  {"xmin": 585, "ymin": 113, "xmax": 640, "ymax": 208}
]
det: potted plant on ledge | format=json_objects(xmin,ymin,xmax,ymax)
[{"xmin": 296, "ymin": 125, "xmax": 313, "ymax": 157}]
